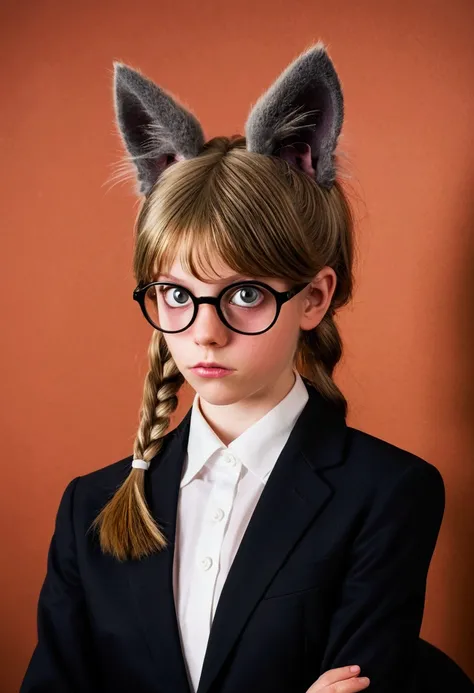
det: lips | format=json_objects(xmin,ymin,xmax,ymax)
[
  {"xmin": 191, "ymin": 364, "xmax": 234, "ymax": 378},
  {"xmin": 193, "ymin": 362, "xmax": 231, "ymax": 369}
]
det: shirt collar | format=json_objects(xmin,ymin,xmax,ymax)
[{"xmin": 180, "ymin": 369, "xmax": 309, "ymax": 488}]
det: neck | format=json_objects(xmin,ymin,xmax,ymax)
[{"xmin": 197, "ymin": 368, "xmax": 297, "ymax": 446}]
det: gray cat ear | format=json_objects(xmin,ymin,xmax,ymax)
[
  {"xmin": 113, "ymin": 62, "xmax": 206, "ymax": 196},
  {"xmin": 245, "ymin": 42, "xmax": 344, "ymax": 189}
]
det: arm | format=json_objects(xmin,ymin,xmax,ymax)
[
  {"xmin": 21, "ymin": 477, "xmax": 100, "ymax": 693},
  {"xmin": 319, "ymin": 462, "xmax": 445, "ymax": 692}
]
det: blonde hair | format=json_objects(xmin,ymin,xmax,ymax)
[{"xmin": 91, "ymin": 135, "xmax": 355, "ymax": 560}]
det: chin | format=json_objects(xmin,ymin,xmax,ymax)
[{"xmin": 192, "ymin": 379, "xmax": 242, "ymax": 406}]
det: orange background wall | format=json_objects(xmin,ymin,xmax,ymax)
[{"xmin": 1, "ymin": 1, "xmax": 473, "ymax": 690}]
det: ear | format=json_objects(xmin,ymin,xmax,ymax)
[
  {"xmin": 113, "ymin": 62, "xmax": 206, "ymax": 196},
  {"xmin": 245, "ymin": 42, "xmax": 344, "ymax": 189}
]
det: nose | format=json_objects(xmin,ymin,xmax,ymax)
[{"xmin": 192, "ymin": 301, "xmax": 230, "ymax": 345}]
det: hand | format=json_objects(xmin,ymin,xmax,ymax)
[{"xmin": 306, "ymin": 665, "xmax": 370, "ymax": 692}]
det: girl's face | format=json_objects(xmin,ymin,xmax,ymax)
[{"xmin": 157, "ymin": 253, "xmax": 336, "ymax": 408}]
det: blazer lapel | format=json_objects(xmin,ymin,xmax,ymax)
[
  {"xmin": 126, "ymin": 407, "xmax": 193, "ymax": 693},
  {"xmin": 196, "ymin": 380, "xmax": 348, "ymax": 693}
]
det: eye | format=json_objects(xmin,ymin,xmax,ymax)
[
  {"xmin": 228, "ymin": 285, "xmax": 264, "ymax": 308},
  {"xmin": 158, "ymin": 285, "xmax": 192, "ymax": 308}
]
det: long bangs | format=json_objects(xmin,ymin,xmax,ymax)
[{"xmin": 133, "ymin": 146, "xmax": 318, "ymax": 286}]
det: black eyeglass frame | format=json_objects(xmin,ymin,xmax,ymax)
[{"xmin": 133, "ymin": 279, "xmax": 311, "ymax": 335}]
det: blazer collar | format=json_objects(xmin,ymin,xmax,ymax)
[{"xmin": 126, "ymin": 376, "xmax": 348, "ymax": 693}]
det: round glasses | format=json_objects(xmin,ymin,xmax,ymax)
[{"xmin": 133, "ymin": 280, "xmax": 310, "ymax": 335}]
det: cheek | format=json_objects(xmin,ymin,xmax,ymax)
[
  {"xmin": 271, "ymin": 308, "xmax": 300, "ymax": 344},
  {"xmin": 162, "ymin": 335, "xmax": 185, "ymax": 363},
  {"xmin": 248, "ymin": 318, "xmax": 300, "ymax": 361}
]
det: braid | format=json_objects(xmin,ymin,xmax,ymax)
[
  {"xmin": 91, "ymin": 330, "xmax": 184, "ymax": 561},
  {"xmin": 134, "ymin": 330, "xmax": 184, "ymax": 461},
  {"xmin": 296, "ymin": 311, "xmax": 347, "ymax": 418}
]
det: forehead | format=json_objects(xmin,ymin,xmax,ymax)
[
  {"xmin": 153, "ymin": 246, "xmax": 271, "ymax": 286},
  {"xmin": 162, "ymin": 253, "xmax": 238, "ymax": 283},
  {"xmin": 149, "ymin": 237, "xmax": 289, "ymax": 291}
]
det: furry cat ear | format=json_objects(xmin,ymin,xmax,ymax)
[
  {"xmin": 245, "ymin": 42, "xmax": 344, "ymax": 189},
  {"xmin": 113, "ymin": 62, "xmax": 206, "ymax": 196}
]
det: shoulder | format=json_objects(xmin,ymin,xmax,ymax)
[
  {"xmin": 343, "ymin": 425, "xmax": 445, "ymax": 499},
  {"xmin": 77, "ymin": 454, "xmax": 134, "ymax": 493},
  {"xmin": 63, "ymin": 430, "xmax": 176, "ymax": 520},
  {"xmin": 339, "ymin": 427, "xmax": 446, "ymax": 548}
]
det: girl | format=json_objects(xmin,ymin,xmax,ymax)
[{"xmin": 21, "ymin": 43, "xmax": 445, "ymax": 693}]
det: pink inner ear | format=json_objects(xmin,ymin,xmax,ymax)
[
  {"xmin": 156, "ymin": 152, "xmax": 186, "ymax": 174},
  {"xmin": 278, "ymin": 143, "xmax": 316, "ymax": 177}
]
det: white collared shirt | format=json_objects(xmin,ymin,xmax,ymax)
[{"xmin": 172, "ymin": 369, "xmax": 309, "ymax": 693}]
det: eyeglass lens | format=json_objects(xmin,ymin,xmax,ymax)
[{"xmin": 143, "ymin": 283, "xmax": 278, "ymax": 334}]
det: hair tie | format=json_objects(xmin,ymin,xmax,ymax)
[{"xmin": 132, "ymin": 458, "xmax": 150, "ymax": 470}]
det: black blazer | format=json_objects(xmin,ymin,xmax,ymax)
[{"xmin": 21, "ymin": 379, "xmax": 445, "ymax": 693}]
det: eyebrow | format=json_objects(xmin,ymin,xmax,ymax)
[{"xmin": 158, "ymin": 272, "xmax": 259, "ymax": 285}]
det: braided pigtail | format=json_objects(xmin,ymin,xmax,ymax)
[
  {"xmin": 91, "ymin": 330, "xmax": 184, "ymax": 561},
  {"xmin": 296, "ymin": 309, "xmax": 347, "ymax": 418}
]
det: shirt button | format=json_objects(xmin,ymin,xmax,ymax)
[
  {"xmin": 212, "ymin": 508, "xmax": 225, "ymax": 522},
  {"xmin": 200, "ymin": 556, "xmax": 213, "ymax": 571},
  {"xmin": 223, "ymin": 453, "xmax": 237, "ymax": 467}
]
